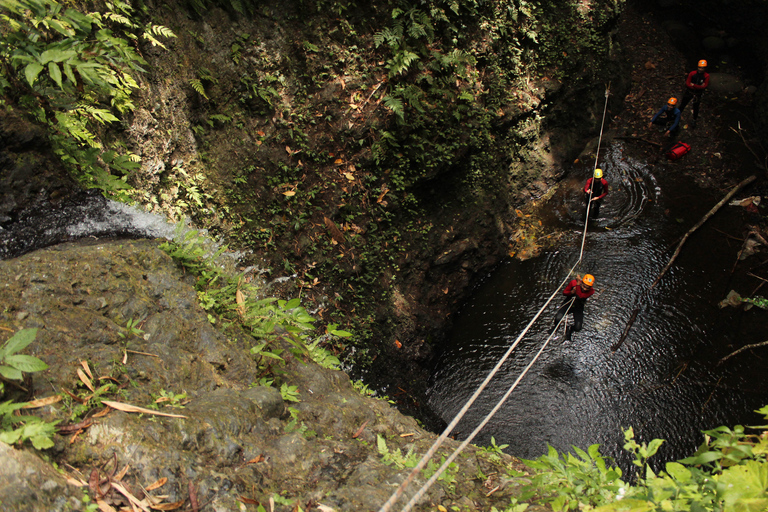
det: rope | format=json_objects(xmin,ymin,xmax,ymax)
[
  {"xmin": 399, "ymin": 306, "xmax": 573, "ymax": 512},
  {"xmin": 378, "ymin": 86, "xmax": 611, "ymax": 512}
]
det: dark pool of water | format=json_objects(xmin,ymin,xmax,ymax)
[{"xmin": 427, "ymin": 141, "xmax": 768, "ymax": 472}]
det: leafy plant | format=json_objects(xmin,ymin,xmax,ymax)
[
  {"xmin": 0, "ymin": 328, "xmax": 48, "ymax": 382},
  {"xmin": 523, "ymin": 406, "xmax": 768, "ymax": 512},
  {"xmin": 150, "ymin": 389, "xmax": 188, "ymax": 409},
  {"xmin": 0, "ymin": 328, "xmax": 57, "ymax": 450},
  {"xmin": 377, "ymin": 433, "xmax": 419, "ymax": 469},
  {"xmin": 523, "ymin": 444, "xmax": 625, "ymax": 511},
  {"xmin": 280, "ymin": 383, "xmax": 300, "ymax": 403},
  {"xmin": 0, "ymin": 400, "xmax": 58, "ymax": 450},
  {"xmin": 117, "ymin": 318, "xmax": 144, "ymax": 340},
  {"xmin": 0, "ymin": 0, "xmax": 175, "ymax": 195}
]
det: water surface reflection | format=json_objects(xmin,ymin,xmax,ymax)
[{"xmin": 427, "ymin": 142, "xmax": 767, "ymax": 471}]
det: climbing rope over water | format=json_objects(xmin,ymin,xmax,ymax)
[{"xmin": 378, "ymin": 86, "xmax": 611, "ymax": 512}]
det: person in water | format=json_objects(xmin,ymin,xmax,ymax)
[
  {"xmin": 648, "ymin": 97, "xmax": 681, "ymax": 137},
  {"xmin": 584, "ymin": 168, "xmax": 608, "ymax": 219},
  {"xmin": 679, "ymin": 59, "xmax": 709, "ymax": 128},
  {"xmin": 553, "ymin": 274, "xmax": 595, "ymax": 341}
]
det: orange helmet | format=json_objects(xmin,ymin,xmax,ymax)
[
  {"xmin": 582, "ymin": 274, "xmax": 595, "ymax": 287},
  {"xmin": 698, "ymin": 59, "xmax": 707, "ymax": 68},
  {"xmin": 667, "ymin": 97, "xmax": 678, "ymax": 106}
]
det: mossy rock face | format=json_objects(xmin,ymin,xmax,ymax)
[{"xmin": 0, "ymin": 239, "xmax": 529, "ymax": 511}]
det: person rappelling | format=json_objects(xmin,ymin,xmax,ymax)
[
  {"xmin": 553, "ymin": 274, "xmax": 595, "ymax": 341},
  {"xmin": 584, "ymin": 168, "xmax": 609, "ymax": 219}
]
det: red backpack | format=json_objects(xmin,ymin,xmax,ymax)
[{"xmin": 666, "ymin": 141, "xmax": 691, "ymax": 160}]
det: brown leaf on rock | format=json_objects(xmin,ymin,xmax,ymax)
[
  {"xmin": 145, "ymin": 477, "xmax": 168, "ymax": 492},
  {"xmin": 352, "ymin": 420, "xmax": 369, "ymax": 438},
  {"xmin": 323, "ymin": 217, "xmax": 346, "ymax": 246},
  {"xmin": 101, "ymin": 400, "xmax": 187, "ymax": 419},
  {"xmin": 21, "ymin": 395, "xmax": 62, "ymax": 408},
  {"xmin": 77, "ymin": 368, "xmax": 95, "ymax": 392}
]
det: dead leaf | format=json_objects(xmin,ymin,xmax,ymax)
[
  {"xmin": 22, "ymin": 395, "xmax": 62, "ymax": 409},
  {"xmin": 282, "ymin": 190, "xmax": 296, "ymax": 197},
  {"xmin": 80, "ymin": 360, "xmax": 94, "ymax": 380},
  {"xmin": 644, "ymin": 61, "xmax": 656, "ymax": 70},
  {"xmin": 334, "ymin": 158, "xmax": 344, "ymax": 164},
  {"xmin": 77, "ymin": 368, "xmax": 95, "ymax": 393},
  {"xmin": 111, "ymin": 481, "xmax": 150, "ymax": 512},
  {"xmin": 377, "ymin": 186, "xmax": 389, "ymax": 204},
  {"xmin": 56, "ymin": 419, "xmax": 93, "ymax": 435},
  {"xmin": 96, "ymin": 499, "xmax": 117, "ymax": 512},
  {"xmin": 145, "ymin": 478, "xmax": 167, "ymax": 492},
  {"xmin": 316, "ymin": 505, "xmax": 336, "ymax": 512},
  {"xmin": 343, "ymin": 172, "xmax": 355, "ymax": 181},
  {"xmin": 149, "ymin": 500, "xmax": 185, "ymax": 510},
  {"xmin": 257, "ymin": 130, "xmax": 265, "ymax": 137},
  {"xmin": 238, "ymin": 496, "xmax": 260, "ymax": 505},
  {"xmin": 101, "ymin": 400, "xmax": 187, "ymax": 419},
  {"xmin": 236, "ymin": 289, "xmax": 246, "ymax": 318},
  {"xmin": 352, "ymin": 420, "xmax": 369, "ymax": 439},
  {"xmin": 246, "ymin": 454, "xmax": 265, "ymax": 464},
  {"xmin": 323, "ymin": 217, "xmax": 346, "ymax": 245},
  {"xmin": 400, "ymin": 433, "xmax": 414, "ymax": 437}
]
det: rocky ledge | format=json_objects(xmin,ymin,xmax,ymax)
[{"xmin": 0, "ymin": 239, "xmax": 533, "ymax": 512}]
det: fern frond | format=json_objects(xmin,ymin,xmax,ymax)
[
  {"xmin": 189, "ymin": 79, "xmax": 208, "ymax": 99},
  {"xmin": 142, "ymin": 32, "xmax": 167, "ymax": 50},
  {"xmin": 150, "ymin": 24, "xmax": 176, "ymax": 39}
]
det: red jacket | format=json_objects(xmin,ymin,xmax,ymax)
[
  {"xmin": 685, "ymin": 70, "xmax": 709, "ymax": 92},
  {"xmin": 584, "ymin": 177, "xmax": 608, "ymax": 200},
  {"xmin": 563, "ymin": 279, "xmax": 595, "ymax": 300}
]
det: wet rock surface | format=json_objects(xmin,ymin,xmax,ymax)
[{"xmin": 0, "ymin": 239, "xmax": 528, "ymax": 511}]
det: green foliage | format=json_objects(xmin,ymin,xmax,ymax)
[
  {"xmin": 149, "ymin": 389, "xmax": 188, "ymax": 409},
  {"xmin": 523, "ymin": 407, "xmax": 768, "ymax": 512},
  {"xmin": 280, "ymin": 383, "xmax": 300, "ymax": 402},
  {"xmin": 523, "ymin": 444, "xmax": 625, "ymax": 511},
  {"xmin": 160, "ymin": 225, "xmax": 351, "ymax": 374},
  {"xmin": 377, "ymin": 433, "xmax": 419, "ymax": 469},
  {"xmin": 0, "ymin": 328, "xmax": 58, "ymax": 450},
  {"xmin": 0, "ymin": 400, "xmax": 58, "ymax": 449},
  {"xmin": 479, "ymin": 436, "xmax": 510, "ymax": 464},
  {"xmin": 117, "ymin": 317, "xmax": 144, "ymax": 340},
  {"xmin": 0, "ymin": 328, "xmax": 48, "ymax": 381},
  {"xmin": 0, "ymin": 0, "xmax": 174, "ymax": 195}
]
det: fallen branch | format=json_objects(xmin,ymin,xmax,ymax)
[
  {"xmin": 612, "ymin": 175, "xmax": 757, "ymax": 353},
  {"xmin": 614, "ymin": 135, "xmax": 663, "ymax": 147},
  {"xmin": 718, "ymin": 339, "xmax": 768, "ymax": 365},
  {"xmin": 651, "ymin": 175, "xmax": 757, "ymax": 290}
]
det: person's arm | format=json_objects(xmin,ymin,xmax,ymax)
[
  {"xmin": 563, "ymin": 281, "xmax": 576, "ymax": 296},
  {"xmin": 584, "ymin": 178, "xmax": 592, "ymax": 194},
  {"xmin": 650, "ymin": 107, "xmax": 664, "ymax": 125},
  {"xmin": 698, "ymin": 72, "xmax": 710, "ymax": 90},
  {"xmin": 668, "ymin": 109, "xmax": 681, "ymax": 132},
  {"xmin": 685, "ymin": 70, "xmax": 695, "ymax": 89}
]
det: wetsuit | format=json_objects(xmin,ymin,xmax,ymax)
[
  {"xmin": 554, "ymin": 279, "xmax": 595, "ymax": 339},
  {"xmin": 584, "ymin": 177, "xmax": 609, "ymax": 218},
  {"xmin": 650, "ymin": 105, "xmax": 681, "ymax": 135},
  {"xmin": 680, "ymin": 70, "xmax": 710, "ymax": 122}
]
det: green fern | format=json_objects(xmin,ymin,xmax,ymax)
[{"xmin": 189, "ymin": 79, "xmax": 209, "ymax": 99}]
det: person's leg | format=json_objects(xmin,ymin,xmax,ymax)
[
  {"xmin": 572, "ymin": 308, "xmax": 584, "ymax": 332},
  {"xmin": 554, "ymin": 297, "xmax": 574, "ymax": 329},
  {"xmin": 692, "ymin": 94, "xmax": 701, "ymax": 121},
  {"xmin": 592, "ymin": 200, "xmax": 601, "ymax": 219},
  {"xmin": 679, "ymin": 90, "xmax": 693, "ymax": 112}
]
